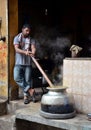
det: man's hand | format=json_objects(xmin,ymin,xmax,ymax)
[
  {"xmin": 25, "ymin": 49, "xmax": 32, "ymax": 55},
  {"xmin": 25, "ymin": 49, "xmax": 34, "ymax": 57}
]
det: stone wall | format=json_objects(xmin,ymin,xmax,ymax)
[
  {"xmin": 0, "ymin": 0, "xmax": 18, "ymax": 99},
  {"xmin": 0, "ymin": 41, "xmax": 8, "ymax": 97},
  {"xmin": 0, "ymin": 0, "xmax": 8, "ymax": 98},
  {"xmin": 0, "ymin": 0, "xmax": 8, "ymax": 40},
  {"xmin": 63, "ymin": 58, "xmax": 91, "ymax": 114}
]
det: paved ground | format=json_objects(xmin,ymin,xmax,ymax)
[
  {"xmin": 0, "ymin": 88, "xmax": 91, "ymax": 130},
  {"xmin": 0, "ymin": 98, "xmax": 91, "ymax": 130},
  {"xmin": 15, "ymin": 101, "xmax": 91, "ymax": 130}
]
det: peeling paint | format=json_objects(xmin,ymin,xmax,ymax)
[
  {"xmin": 0, "ymin": 41, "xmax": 8, "ymax": 97},
  {"xmin": 0, "ymin": 81, "xmax": 6, "ymax": 86}
]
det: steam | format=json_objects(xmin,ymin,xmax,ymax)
[
  {"xmin": 48, "ymin": 37, "xmax": 71, "ymax": 65},
  {"xmin": 34, "ymin": 25, "xmax": 71, "ymax": 85}
]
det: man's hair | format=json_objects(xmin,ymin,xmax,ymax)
[{"xmin": 22, "ymin": 24, "xmax": 32, "ymax": 29}]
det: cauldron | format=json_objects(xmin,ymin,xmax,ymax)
[{"xmin": 40, "ymin": 87, "xmax": 76, "ymax": 119}]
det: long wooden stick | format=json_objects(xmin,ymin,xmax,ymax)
[{"xmin": 31, "ymin": 56, "xmax": 54, "ymax": 87}]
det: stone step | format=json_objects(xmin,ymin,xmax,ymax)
[
  {"xmin": 7, "ymin": 100, "xmax": 29, "ymax": 114},
  {"xmin": 0, "ymin": 98, "xmax": 7, "ymax": 116},
  {"xmin": 0, "ymin": 100, "xmax": 27, "ymax": 130},
  {"xmin": 0, "ymin": 114, "xmax": 16, "ymax": 130}
]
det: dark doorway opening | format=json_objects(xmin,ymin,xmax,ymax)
[{"xmin": 18, "ymin": 0, "xmax": 91, "ymax": 87}]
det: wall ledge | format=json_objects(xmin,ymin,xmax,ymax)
[
  {"xmin": 64, "ymin": 57, "xmax": 91, "ymax": 60},
  {"xmin": 15, "ymin": 103, "xmax": 91, "ymax": 130}
]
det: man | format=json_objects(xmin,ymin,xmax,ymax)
[{"xmin": 13, "ymin": 24, "xmax": 36, "ymax": 104}]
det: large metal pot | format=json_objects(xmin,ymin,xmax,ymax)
[{"xmin": 40, "ymin": 86, "xmax": 76, "ymax": 119}]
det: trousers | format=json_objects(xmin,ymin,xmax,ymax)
[{"xmin": 14, "ymin": 65, "xmax": 32, "ymax": 96}]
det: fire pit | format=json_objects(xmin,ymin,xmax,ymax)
[{"xmin": 39, "ymin": 87, "xmax": 76, "ymax": 119}]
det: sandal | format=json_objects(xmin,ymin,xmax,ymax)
[{"xmin": 24, "ymin": 98, "xmax": 30, "ymax": 104}]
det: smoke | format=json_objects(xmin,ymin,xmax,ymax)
[
  {"xmin": 34, "ymin": 25, "xmax": 71, "ymax": 61},
  {"xmin": 34, "ymin": 25, "xmax": 71, "ymax": 85},
  {"xmin": 48, "ymin": 37, "xmax": 71, "ymax": 65}
]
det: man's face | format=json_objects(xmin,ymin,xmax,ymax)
[{"xmin": 22, "ymin": 27, "xmax": 30, "ymax": 37}]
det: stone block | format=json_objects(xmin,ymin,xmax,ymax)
[
  {"xmin": 0, "ymin": 98, "xmax": 7, "ymax": 116},
  {"xmin": 63, "ymin": 58, "xmax": 91, "ymax": 114}
]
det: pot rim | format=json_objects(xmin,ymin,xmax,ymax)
[{"xmin": 47, "ymin": 86, "xmax": 68, "ymax": 91}]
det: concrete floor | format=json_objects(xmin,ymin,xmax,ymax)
[
  {"xmin": 0, "ymin": 99, "xmax": 91, "ymax": 130},
  {"xmin": 15, "ymin": 101, "xmax": 91, "ymax": 130},
  {"xmin": 0, "ymin": 87, "xmax": 43, "ymax": 130},
  {"xmin": 0, "ymin": 88, "xmax": 91, "ymax": 130}
]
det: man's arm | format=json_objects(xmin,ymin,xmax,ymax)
[
  {"xmin": 14, "ymin": 44, "xmax": 31, "ymax": 55},
  {"xmin": 31, "ymin": 44, "xmax": 36, "ymax": 56}
]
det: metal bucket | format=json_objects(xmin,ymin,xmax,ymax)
[{"xmin": 40, "ymin": 87, "xmax": 76, "ymax": 119}]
